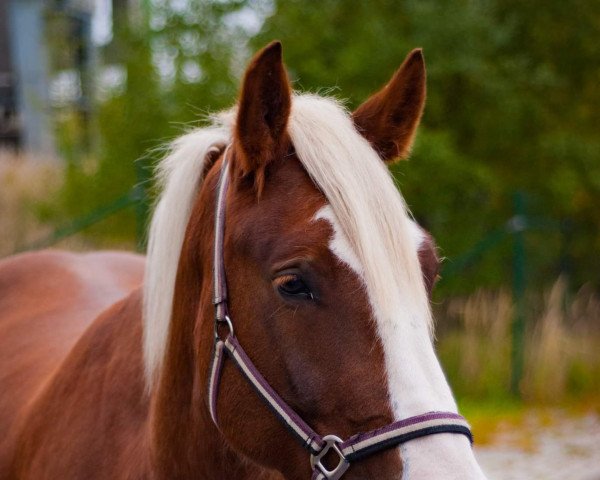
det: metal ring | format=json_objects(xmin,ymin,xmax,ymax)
[
  {"xmin": 215, "ymin": 314, "xmax": 234, "ymax": 339},
  {"xmin": 310, "ymin": 435, "xmax": 350, "ymax": 479}
]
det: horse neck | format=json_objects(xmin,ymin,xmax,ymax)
[{"xmin": 148, "ymin": 210, "xmax": 278, "ymax": 480}]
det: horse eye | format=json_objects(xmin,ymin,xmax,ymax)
[{"xmin": 275, "ymin": 274, "xmax": 313, "ymax": 300}]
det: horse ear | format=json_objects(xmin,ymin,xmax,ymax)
[
  {"xmin": 234, "ymin": 41, "xmax": 291, "ymax": 177},
  {"xmin": 352, "ymin": 49, "xmax": 426, "ymax": 163}
]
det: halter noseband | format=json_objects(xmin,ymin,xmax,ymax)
[{"xmin": 208, "ymin": 150, "xmax": 473, "ymax": 479}]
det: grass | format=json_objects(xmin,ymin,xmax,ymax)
[{"xmin": 458, "ymin": 397, "xmax": 525, "ymax": 445}]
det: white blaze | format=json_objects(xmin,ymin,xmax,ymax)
[{"xmin": 315, "ymin": 207, "xmax": 487, "ymax": 480}]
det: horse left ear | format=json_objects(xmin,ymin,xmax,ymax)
[
  {"xmin": 352, "ymin": 49, "xmax": 426, "ymax": 163},
  {"xmin": 234, "ymin": 41, "xmax": 291, "ymax": 179}
]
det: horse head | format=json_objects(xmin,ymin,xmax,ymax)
[{"xmin": 144, "ymin": 42, "xmax": 486, "ymax": 480}]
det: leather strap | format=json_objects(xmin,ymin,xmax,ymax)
[{"xmin": 209, "ymin": 149, "xmax": 473, "ymax": 479}]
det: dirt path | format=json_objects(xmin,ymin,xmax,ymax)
[{"xmin": 475, "ymin": 411, "xmax": 600, "ymax": 480}]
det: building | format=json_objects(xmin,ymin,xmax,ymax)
[{"xmin": 0, "ymin": 0, "xmax": 94, "ymax": 156}]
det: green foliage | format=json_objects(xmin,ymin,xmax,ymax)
[
  {"xmin": 254, "ymin": 0, "xmax": 600, "ymax": 292},
  {"xmin": 52, "ymin": 0, "xmax": 598, "ymax": 291},
  {"xmin": 393, "ymin": 129, "xmax": 506, "ymax": 295},
  {"xmin": 59, "ymin": 25, "xmax": 164, "ymax": 243},
  {"xmin": 57, "ymin": 2, "xmax": 250, "ymax": 245}
]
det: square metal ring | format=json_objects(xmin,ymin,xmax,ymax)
[{"xmin": 310, "ymin": 435, "xmax": 350, "ymax": 479}]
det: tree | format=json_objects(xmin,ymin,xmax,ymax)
[{"xmin": 253, "ymin": 0, "xmax": 600, "ymax": 293}]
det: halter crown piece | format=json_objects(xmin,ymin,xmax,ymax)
[{"xmin": 208, "ymin": 148, "xmax": 473, "ymax": 480}]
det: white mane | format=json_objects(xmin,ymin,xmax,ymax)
[
  {"xmin": 143, "ymin": 126, "xmax": 229, "ymax": 385},
  {"xmin": 142, "ymin": 94, "xmax": 432, "ymax": 387},
  {"xmin": 288, "ymin": 95, "xmax": 433, "ymax": 338}
]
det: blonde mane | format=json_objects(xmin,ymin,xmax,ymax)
[
  {"xmin": 143, "ymin": 94, "xmax": 432, "ymax": 387},
  {"xmin": 143, "ymin": 126, "xmax": 229, "ymax": 385}
]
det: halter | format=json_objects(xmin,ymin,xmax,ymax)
[{"xmin": 208, "ymin": 150, "xmax": 473, "ymax": 479}]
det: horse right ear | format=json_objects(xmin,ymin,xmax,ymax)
[{"xmin": 234, "ymin": 41, "xmax": 292, "ymax": 181}]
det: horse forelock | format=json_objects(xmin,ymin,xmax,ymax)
[
  {"xmin": 142, "ymin": 93, "xmax": 433, "ymax": 388},
  {"xmin": 288, "ymin": 95, "xmax": 433, "ymax": 330}
]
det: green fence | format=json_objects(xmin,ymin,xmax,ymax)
[{"xmin": 442, "ymin": 192, "xmax": 563, "ymax": 395}]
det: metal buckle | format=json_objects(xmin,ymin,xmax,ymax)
[{"xmin": 310, "ymin": 435, "xmax": 350, "ymax": 479}]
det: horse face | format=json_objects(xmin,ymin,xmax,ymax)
[
  {"xmin": 193, "ymin": 43, "xmax": 485, "ymax": 479},
  {"xmin": 218, "ymin": 153, "xmax": 399, "ymax": 478}
]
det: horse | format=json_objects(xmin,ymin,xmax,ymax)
[{"xmin": 0, "ymin": 42, "xmax": 488, "ymax": 479}]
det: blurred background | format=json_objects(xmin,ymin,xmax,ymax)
[{"xmin": 1, "ymin": 1, "xmax": 598, "ymax": 477}]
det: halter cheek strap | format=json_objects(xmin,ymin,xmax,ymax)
[
  {"xmin": 213, "ymin": 146, "xmax": 231, "ymax": 324},
  {"xmin": 210, "ymin": 151, "xmax": 473, "ymax": 479}
]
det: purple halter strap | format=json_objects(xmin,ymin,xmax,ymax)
[{"xmin": 209, "ymin": 151, "xmax": 473, "ymax": 479}]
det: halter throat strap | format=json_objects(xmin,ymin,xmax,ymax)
[{"xmin": 209, "ymin": 151, "xmax": 473, "ymax": 479}]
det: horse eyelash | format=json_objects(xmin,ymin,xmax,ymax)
[{"xmin": 273, "ymin": 274, "xmax": 297, "ymax": 286}]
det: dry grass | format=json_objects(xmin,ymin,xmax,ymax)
[
  {"xmin": 0, "ymin": 152, "xmax": 137, "ymax": 255},
  {"xmin": 438, "ymin": 279, "xmax": 600, "ymax": 405},
  {"xmin": 0, "ymin": 151, "xmax": 63, "ymax": 256},
  {"xmin": 523, "ymin": 279, "xmax": 600, "ymax": 403}
]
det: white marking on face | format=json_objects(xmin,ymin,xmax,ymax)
[
  {"xmin": 314, "ymin": 205, "xmax": 487, "ymax": 480},
  {"xmin": 314, "ymin": 206, "xmax": 363, "ymax": 277}
]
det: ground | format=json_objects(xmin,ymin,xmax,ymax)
[{"xmin": 475, "ymin": 410, "xmax": 600, "ymax": 480}]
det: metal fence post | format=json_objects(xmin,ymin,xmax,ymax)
[{"xmin": 510, "ymin": 191, "xmax": 527, "ymax": 396}]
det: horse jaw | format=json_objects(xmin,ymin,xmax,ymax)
[{"xmin": 315, "ymin": 205, "xmax": 488, "ymax": 480}]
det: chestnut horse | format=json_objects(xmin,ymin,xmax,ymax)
[{"xmin": 0, "ymin": 42, "xmax": 487, "ymax": 479}]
